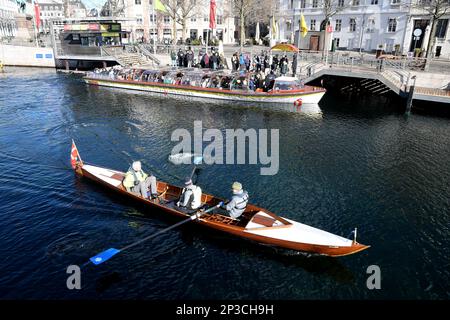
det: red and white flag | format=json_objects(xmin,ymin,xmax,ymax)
[
  {"xmin": 34, "ymin": 3, "xmax": 41, "ymax": 29},
  {"xmin": 71, "ymin": 140, "xmax": 83, "ymax": 169},
  {"xmin": 209, "ymin": 0, "xmax": 216, "ymax": 30}
]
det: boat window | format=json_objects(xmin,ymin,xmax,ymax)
[{"xmin": 273, "ymin": 80, "xmax": 302, "ymax": 91}]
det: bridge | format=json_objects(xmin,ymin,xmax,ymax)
[{"xmin": 296, "ymin": 52, "xmax": 450, "ymax": 105}]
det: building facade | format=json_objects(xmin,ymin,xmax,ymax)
[
  {"xmin": 37, "ymin": 0, "xmax": 64, "ymax": 34},
  {"xmin": 274, "ymin": 0, "xmax": 450, "ymax": 58},
  {"xmin": 0, "ymin": 0, "xmax": 18, "ymax": 39},
  {"xmin": 114, "ymin": 0, "xmax": 235, "ymax": 44}
]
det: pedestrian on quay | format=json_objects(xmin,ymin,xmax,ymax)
[
  {"xmin": 177, "ymin": 48, "xmax": 185, "ymax": 67},
  {"xmin": 292, "ymin": 53, "xmax": 298, "ymax": 76},
  {"xmin": 170, "ymin": 50, "xmax": 177, "ymax": 67}
]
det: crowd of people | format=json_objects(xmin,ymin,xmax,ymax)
[
  {"xmin": 231, "ymin": 50, "xmax": 298, "ymax": 77},
  {"xmin": 171, "ymin": 46, "xmax": 226, "ymax": 70}
]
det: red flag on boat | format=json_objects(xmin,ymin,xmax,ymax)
[
  {"xmin": 209, "ymin": 0, "xmax": 216, "ymax": 30},
  {"xmin": 34, "ymin": 3, "xmax": 41, "ymax": 29},
  {"xmin": 71, "ymin": 140, "xmax": 83, "ymax": 169}
]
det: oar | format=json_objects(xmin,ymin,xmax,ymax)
[
  {"xmin": 88, "ymin": 202, "xmax": 223, "ymax": 266},
  {"xmin": 189, "ymin": 155, "xmax": 203, "ymax": 181}
]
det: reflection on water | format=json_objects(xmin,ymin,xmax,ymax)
[{"xmin": 0, "ymin": 68, "xmax": 449, "ymax": 299}]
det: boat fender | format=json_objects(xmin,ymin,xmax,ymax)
[{"xmin": 294, "ymin": 98, "xmax": 302, "ymax": 106}]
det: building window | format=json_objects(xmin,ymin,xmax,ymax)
[
  {"xmin": 312, "ymin": 0, "xmax": 318, "ymax": 7},
  {"xmin": 338, "ymin": 0, "xmax": 345, "ymax": 7},
  {"xmin": 367, "ymin": 18, "xmax": 375, "ymax": 32},
  {"xmin": 149, "ymin": 0, "xmax": 152, "ymax": 4},
  {"xmin": 349, "ymin": 18, "xmax": 356, "ymax": 32},
  {"xmin": 300, "ymin": 0, "xmax": 306, "ymax": 8},
  {"xmin": 149, "ymin": 14, "xmax": 156, "ymax": 23},
  {"xmin": 310, "ymin": 19, "xmax": 316, "ymax": 31},
  {"xmin": 371, "ymin": 0, "xmax": 378, "ymax": 4},
  {"xmin": 288, "ymin": 0, "xmax": 293, "ymax": 9},
  {"xmin": 136, "ymin": 18, "xmax": 143, "ymax": 24},
  {"xmin": 435, "ymin": 19, "xmax": 448, "ymax": 38},
  {"xmin": 334, "ymin": 38, "xmax": 340, "ymax": 47},
  {"xmin": 191, "ymin": 16, "xmax": 196, "ymax": 22},
  {"xmin": 335, "ymin": 19, "xmax": 341, "ymax": 32},
  {"xmin": 135, "ymin": 0, "xmax": 141, "ymax": 4},
  {"xmin": 216, "ymin": 15, "xmax": 223, "ymax": 25},
  {"xmin": 391, "ymin": 0, "xmax": 401, "ymax": 4},
  {"xmin": 352, "ymin": 0, "xmax": 360, "ymax": 5},
  {"xmin": 388, "ymin": 18, "xmax": 397, "ymax": 32},
  {"xmin": 164, "ymin": 15, "xmax": 170, "ymax": 23},
  {"xmin": 204, "ymin": 16, "xmax": 209, "ymax": 22}
]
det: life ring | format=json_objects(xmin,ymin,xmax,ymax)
[{"xmin": 294, "ymin": 98, "xmax": 302, "ymax": 106}]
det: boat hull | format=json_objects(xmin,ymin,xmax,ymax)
[{"xmin": 84, "ymin": 77, "xmax": 326, "ymax": 105}]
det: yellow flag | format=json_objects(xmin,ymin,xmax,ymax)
[
  {"xmin": 300, "ymin": 13, "xmax": 308, "ymax": 38},
  {"xmin": 155, "ymin": 0, "xmax": 168, "ymax": 12},
  {"xmin": 272, "ymin": 16, "xmax": 278, "ymax": 39}
]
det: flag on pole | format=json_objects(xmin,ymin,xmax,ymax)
[
  {"xmin": 154, "ymin": 0, "xmax": 167, "ymax": 12},
  {"xmin": 271, "ymin": 16, "xmax": 278, "ymax": 40},
  {"xmin": 34, "ymin": 3, "xmax": 41, "ymax": 29},
  {"xmin": 70, "ymin": 140, "xmax": 83, "ymax": 169},
  {"xmin": 300, "ymin": 14, "xmax": 308, "ymax": 38},
  {"xmin": 209, "ymin": 0, "xmax": 216, "ymax": 30}
]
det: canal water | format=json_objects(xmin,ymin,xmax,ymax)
[{"xmin": 0, "ymin": 68, "xmax": 449, "ymax": 299}]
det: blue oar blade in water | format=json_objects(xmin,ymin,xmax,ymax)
[{"xmin": 90, "ymin": 248, "xmax": 121, "ymax": 265}]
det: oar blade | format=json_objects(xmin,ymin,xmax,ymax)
[{"xmin": 90, "ymin": 248, "xmax": 121, "ymax": 265}]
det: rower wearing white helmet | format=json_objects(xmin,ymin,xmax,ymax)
[
  {"xmin": 224, "ymin": 182, "xmax": 249, "ymax": 219},
  {"xmin": 123, "ymin": 161, "xmax": 157, "ymax": 199},
  {"xmin": 177, "ymin": 177, "xmax": 202, "ymax": 210}
]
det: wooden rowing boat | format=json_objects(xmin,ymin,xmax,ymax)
[{"xmin": 72, "ymin": 147, "xmax": 370, "ymax": 257}]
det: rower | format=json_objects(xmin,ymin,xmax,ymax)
[
  {"xmin": 176, "ymin": 177, "xmax": 202, "ymax": 210},
  {"xmin": 123, "ymin": 161, "xmax": 158, "ymax": 199},
  {"xmin": 222, "ymin": 182, "xmax": 249, "ymax": 219}
]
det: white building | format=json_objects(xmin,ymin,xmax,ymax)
[
  {"xmin": 37, "ymin": 0, "xmax": 64, "ymax": 33},
  {"xmin": 0, "ymin": 0, "xmax": 18, "ymax": 39},
  {"xmin": 119, "ymin": 0, "xmax": 235, "ymax": 44},
  {"xmin": 274, "ymin": 0, "xmax": 450, "ymax": 58}
]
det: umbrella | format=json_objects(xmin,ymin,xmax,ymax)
[
  {"xmin": 270, "ymin": 43, "xmax": 299, "ymax": 52},
  {"xmin": 255, "ymin": 22, "xmax": 260, "ymax": 43}
]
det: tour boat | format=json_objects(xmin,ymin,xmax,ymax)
[
  {"xmin": 83, "ymin": 67, "xmax": 326, "ymax": 105},
  {"xmin": 71, "ymin": 142, "xmax": 369, "ymax": 257}
]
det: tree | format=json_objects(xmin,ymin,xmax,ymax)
[
  {"xmin": 411, "ymin": 0, "xmax": 450, "ymax": 69},
  {"xmin": 160, "ymin": 0, "xmax": 203, "ymax": 43},
  {"xmin": 233, "ymin": 0, "xmax": 273, "ymax": 51}
]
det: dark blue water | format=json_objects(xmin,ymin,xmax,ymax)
[{"xmin": 0, "ymin": 68, "xmax": 449, "ymax": 299}]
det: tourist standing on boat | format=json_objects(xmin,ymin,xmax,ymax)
[
  {"xmin": 222, "ymin": 182, "xmax": 249, "ymax": 219},
  {"xmin": 123, "ymin": 161, "xmax": 158, "ymax": 199},
  {"xmin": 177, "ymin": 177, "xmax": 202, "ymax": 210},
  {"xmin": 292, "ymin": 53, "xmax": 298, "ymax": 76}
]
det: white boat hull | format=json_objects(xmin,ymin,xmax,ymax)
[{"xmin": 84, "ymin": 77, "xmax": 326, "ymax": 105}]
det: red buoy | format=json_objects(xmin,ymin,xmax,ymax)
[{"xmin": 294, "ymin": 98, "xmax": 303, "ymax": 106}]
